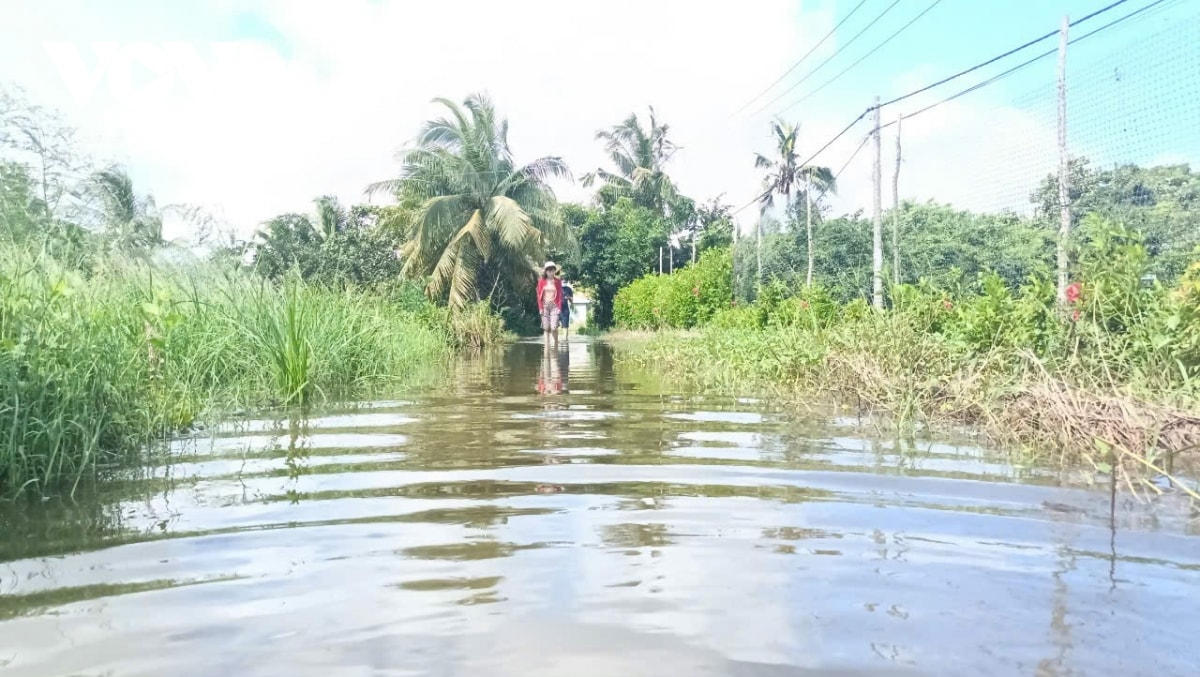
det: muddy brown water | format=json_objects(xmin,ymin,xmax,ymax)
[{"xmin": 1, "ymin": 338, "xmax": 1198, "ymax": 676}]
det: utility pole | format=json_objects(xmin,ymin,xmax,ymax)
[
  {"xmin": 1056, "ymin": 15, "xmax": 1071, "ymax": 305},
  {"xmin": 732, "ymin": 219, "xmax": 739, "ymax": 303},
  {"xmin": 805, "ymin": 184, "xmax": 814, "ymax": 287},
  {"xmin": 669, "ymin": 245, "xmax": 674, "ymax": 273},
  {"xmin": 756, "ymin": 218, "xmax": 762, "ymax": 291},
  {"xmin": 892, "ymin": 112, "xmax": 902, "ymax": 286},
  {"xmin": 659, "ymin": 246, "xmax": 663, "ymax": 275},
  {"xmin": 802, "ymin": 125, "xmax": 814, "ymax": 287},
  {"xmin": 871, "ymin": 96, "xmax": 883, "ymax": 310}
]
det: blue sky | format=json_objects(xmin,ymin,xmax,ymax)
[{"xmin": 1, "ymin": 0, "xmax": 1196, "ymax": 239}]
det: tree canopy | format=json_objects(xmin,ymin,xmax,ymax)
[{"xmin": 369, "ymin": 93, "xmax": 574, "ymax": 312}]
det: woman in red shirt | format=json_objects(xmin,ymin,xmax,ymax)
[{"xmin": 536, "ymin": 261, "xmax": 563, "ymax": 344}]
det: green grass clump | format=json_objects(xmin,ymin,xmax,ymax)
[{"xmin": 0, "ymin": 246, "xmax": 486, "ymax": 498}]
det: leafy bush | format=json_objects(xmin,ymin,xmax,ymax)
[
  {"xmin": 613, "ymin": 247, "xmax": 732, "ymax": 329},
  {"xmin": 749, "ymin": 281, "xmax": 842, "ymax": 331},
  {"xmin": 708, "ymin": 306, "xmax": 758, "ymax": 330},
  {"xmin": 611, "ymin": 274, "xmax": 660, "ymax": 329},
  {"xmin": 938, "ymin": 272, "xmax": 1062, "ymax": 356}
]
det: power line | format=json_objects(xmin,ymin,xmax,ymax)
[
  {"xmin": 877, "ymin": 0, "xmax": 1134, "ymax": 111},
  {"xmin": 836, "ymin": 133, "xmax": 872, "ymax": 180},
  {"xmin": 731, "ymin": 0, "xmax": 1163, "ymax": 222},
  {"xmin": 1118, "ymin": 0, "xmax": 1186, "ymax": 28},
  {"xmin": 751, "ymin": 0, "xmax": 904, "ymax": 117},
  {"xmin": 879, "ymin": 0, "xmax": 1173, "ymax": 130},
  {"xmin": 778, "ymin": 0, "xmax": 945, "ymax": 116},
  {"xmin": 797, "ymin": 113, "xmax": 873, "ymax": 172},
  {"xmin": 813, "ymin": 131, "xmax": 874, "ymax": 200},
  {"xmin": 786, "ymin": 0, "xmax": 1150, "ymax": 163},
  {"xmin": 730, "ymin": 0, "xmax": 870, "ymax": 117},
  {"xmin": 731, "ymin": 189, "xmax": 770, "ymax": 217}
]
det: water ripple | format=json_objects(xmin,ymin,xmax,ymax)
[{"xmin": 1, "ymin": 339, "xmax": 1197, "ymax": 677}]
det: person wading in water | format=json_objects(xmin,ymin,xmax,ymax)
[
  {"xmin": 560, "ymin": 280, "xmax": 574, "ymax": 341},
  {"xmin": 536, "ymin": 261, "xmax": 564, "ymax": 345}
]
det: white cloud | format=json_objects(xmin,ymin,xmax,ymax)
[
  {"xmin": 4, "ymin": 0, "xmax": 841, "ymax": 241},
  {"xmin": 2, "ymin": 0, "xmax": 1085, "ymax": 243}
]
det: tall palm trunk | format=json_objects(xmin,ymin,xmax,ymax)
[{"xmin": 805, "ymin": 187, "xmax": 814, "ymax": 287}]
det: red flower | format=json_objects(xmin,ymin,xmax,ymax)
[
  {"xmin": 1071, "ymin": 309, "xmax": 1081, "ymax": 322},
  {"xmin": 1066, "ymin": 282, "xmax": 1082, "ymax": 304},
  {"xmin": 942, "ymin": 299, "xmax": 953, "ymax": 311}
]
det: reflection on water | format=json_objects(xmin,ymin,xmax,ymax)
[
  {"xmin": 536, "ymin": 340, "xmax": 571, "ymax": 396},
  {"xmin": 0, "ymin": 338, "xmax": 1198, "ymax": 676}
]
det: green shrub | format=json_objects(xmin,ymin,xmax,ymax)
[
  {"xmin": 613, "ymin": 247, "xmax": 732, "ymax": 330},
  {"xmin": 612, "ymin": 273, "xmax": 662, "ymax": 329},
  {"xmin": 708, "ymin": 306, "xmax": 758, "ymax": 330}
]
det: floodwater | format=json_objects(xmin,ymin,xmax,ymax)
[{"xmin": 1, "ymin": 339, "xmax": 1198, "ymax": 677}]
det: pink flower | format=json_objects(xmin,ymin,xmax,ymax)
[
  {"xmin": 942, "ymin": 299, "xmax": 953, "ymax": 311},
  {"xmin": 1066, "ymin": 282, "xmax": 1082, "ymax": 304},
  {"xmin": 1071, "ymin": 309, "xmax": 1081, "ymax": 322}
]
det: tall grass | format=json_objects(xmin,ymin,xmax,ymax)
[
  {"xmin": 615, "ymin": 221, "xmax": 1200, "ymax": 492},
  {"xmin": 0, "ymin": 245, "xmax": 474, "ymax": 498}
]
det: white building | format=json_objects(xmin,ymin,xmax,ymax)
[{"xmin": 565, "ymin": 284, "xmax": 591, "ymax": 329}]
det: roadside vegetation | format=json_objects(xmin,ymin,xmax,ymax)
[
  {"xmin": 5, "ymin": 77, "xmax": 1200, "ymax": 498},
  {"xmin": 608, "ymin": 145, "xmax": 1200, "ymax": 495},
  {"xmin": 0, "ymin": 88, "xmax": 532, "ymax": 497}
]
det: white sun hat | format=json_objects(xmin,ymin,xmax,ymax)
[{"xmin": 543, "ymin": 261, "xmax": 557, "ymax": 270}]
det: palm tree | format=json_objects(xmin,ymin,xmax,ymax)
[
  {"xmin": 368, "ymin": 93, "xmax": 572, "ymax": 310},
  {"xmin": 798, "ymin": 165, "xmax": 836, "ymax": 286},
  {"xmin": 582, "ymin": 106, "xmax": 679, "ymax": 217},
  {"xmin": 312, "ymin": 195, "xmax": 348, "ymax": 241},
  {"xmin": 89, "ymin": 165, "xmax": 163, "ymax": 251},
  {"xmin": 755, "ymin": 119, "xmax": 836, "ymax": 286}
]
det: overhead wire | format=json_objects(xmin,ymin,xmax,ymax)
[
  {"xmin": 751, "ymin": 0, "xmax": 905, "ymax": 117},
  {"xmin": 835, "ymin": 133, "xmax": 873, "ymax": 180},
  {"xmin": 877, "ymin": 0, "xmax": 1134, "ymax": 110},
  {"xmin": 734, "ymin": 0, "xmax": 1166, "ymax": 213},
  {"xmin": 730, "ymin": 0, "xmax": 870, "ymax": 117},
  {"xmin": 777, "ymin": 0, "xmax": 946, "ymax": 116},
  {"xmin": 731, "ymin": 0, "xmax": 1169, "ymax": 217},
  {"xmin": 878, "ymin": 0, "xmax": 1173, "ymax": 130}
]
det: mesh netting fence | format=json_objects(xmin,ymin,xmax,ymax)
[{"xmin": 733, "ymin": 5, "xmax": 1200, "ymax": 305}]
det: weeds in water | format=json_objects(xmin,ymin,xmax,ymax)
[
  {"xmin": 443, "ymin": 302, "xmax": 513, "ymax": 350},
  {"xmin": 229, "ymin": 276, "xmax": 316, "ymax": 405},
  {"xmin": 615, "ymin": 219, "xmax": 1200, "ymax": 482},
  {"xmin": 0, "ymin": 246, "xmax": 504, "ymax": 498}
]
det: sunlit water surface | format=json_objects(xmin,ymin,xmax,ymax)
[{"xmin": 1, "ymin": 339, "xmax": 1198, "ymax": 676}]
